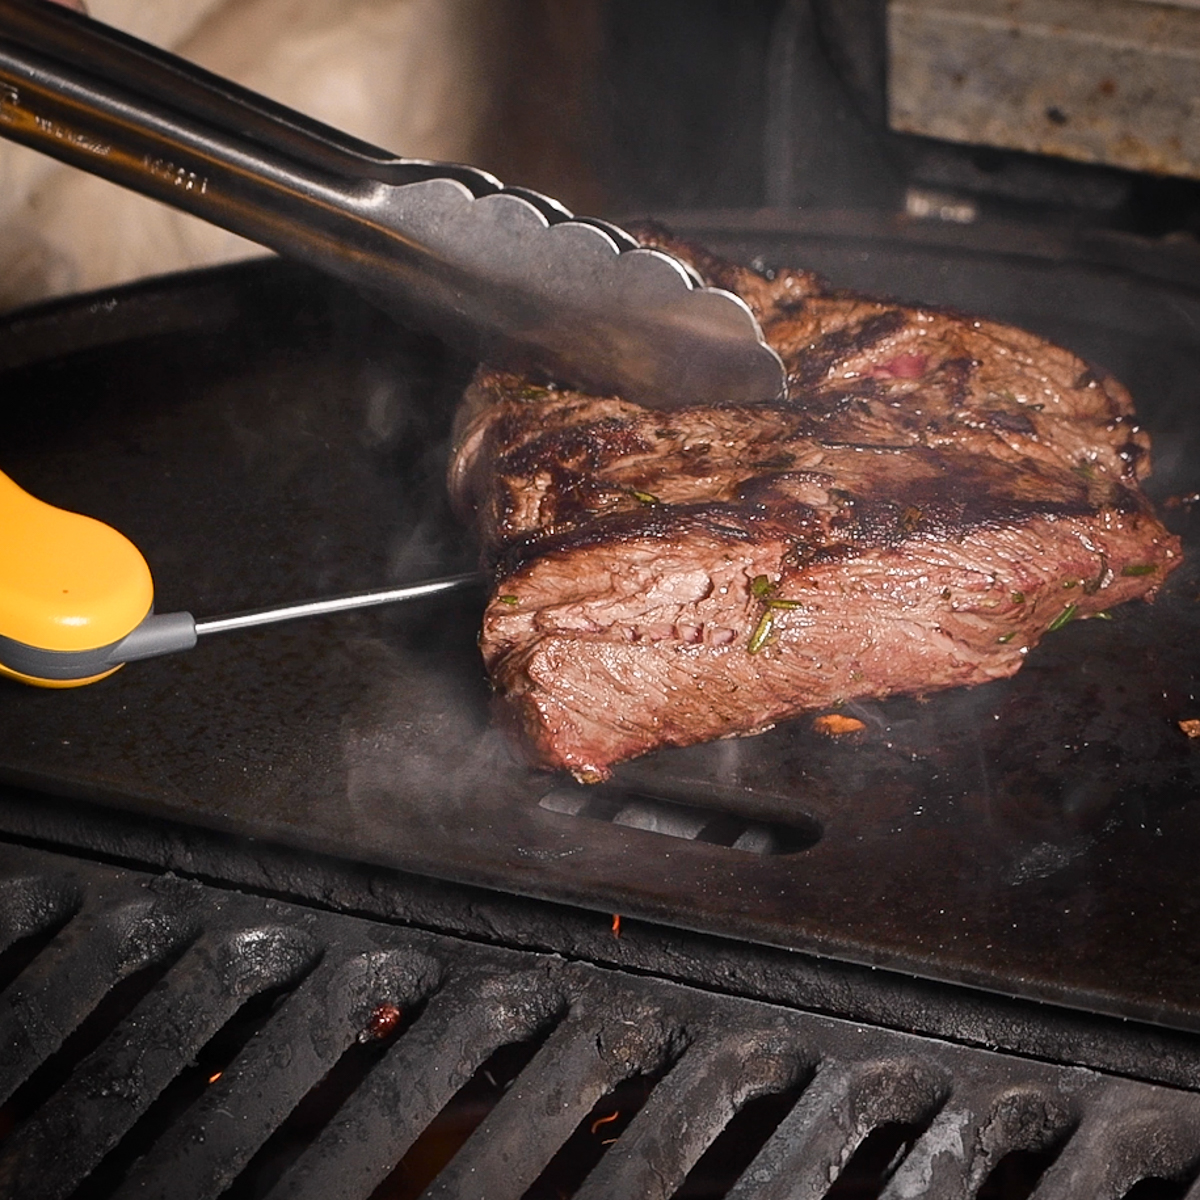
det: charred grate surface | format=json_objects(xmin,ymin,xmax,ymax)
[{"xmin": 0, "ymin": 843, "xmax": 1199, "ymax": 1200}]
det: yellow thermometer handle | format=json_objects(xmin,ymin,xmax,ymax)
[{"xmin": 0, "ymin": 469, "xmax": 153, "ymax": 687}]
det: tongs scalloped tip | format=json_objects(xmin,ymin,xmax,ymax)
[{"xmin": 387, "ymin": 181, "xmax": 785, "ymax": 407}]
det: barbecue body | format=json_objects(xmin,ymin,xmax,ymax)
[{"xmin": 450, "ymin": 233, "xmax": 1181, "ymax": 781}]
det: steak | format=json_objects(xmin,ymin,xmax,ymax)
[{"xmin": 450, "ymin": 229, "xmax": 1182, "ymax": 781}]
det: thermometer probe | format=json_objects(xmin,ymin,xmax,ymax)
[{"xmin": 0, "ymin": 470, "xmax": 481, "ymax": 688}]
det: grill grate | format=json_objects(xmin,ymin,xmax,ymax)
[{"xmin": 0, "ymin": 842, "xmax": 1198, "ymax": 1200}]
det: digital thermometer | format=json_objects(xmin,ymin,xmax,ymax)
[{"xmin": 0, "ymin": 470, "xmax": 479, "ymax": 687}]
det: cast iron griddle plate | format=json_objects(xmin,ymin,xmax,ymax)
[{"xmin": 2, "ymin": 225, "xmax": 1199, "ymax": 1031}]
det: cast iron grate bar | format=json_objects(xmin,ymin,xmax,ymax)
[
  {"xmin": 266, "ymin": 966, "xmax": 559, "ymax": 1200},
  {"xmin": 882, "ymin": 1078, "xmax": 1073, "ymax": 1198},
  {"xmin": 419, "ymin": 999, "xmax": 678, "ymax": 1200},
  {"xmin": 79, "ymin": 973, "xmax": 299, "ymax": 1200},
  {"xmin": 0, "ymin": 923, "xmax": 320, "ymax": 1199},
  {"xmin": 0, "ymin": 881, "xmax": 198, "ymax": 1109},
  {"xmin": 0, "ymin": 843, "xmax": 1199, "ymax": 1200},
  {"xmin": 0, "ymin": 874, "xmax": 80, "ymax": 996},
  {"xmin": 571, "ymin": 1027, "xmax": 807, "ymax": 1200},
  {"xmin": 112, "ymin": 949, "xmax": 428, "ymax": 1200},
  {"xmin": 362, "ymin": 1010, "xmax": 558, "ymax": 1199}
]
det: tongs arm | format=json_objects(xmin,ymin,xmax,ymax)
[{"xmin": 0, "ymin": 0, "xmax": 786, "ymax": 409}]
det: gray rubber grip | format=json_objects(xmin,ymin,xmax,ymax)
[
  {"xmin": 0, "ymin": 611, "xmax": 197, "ymax": 682},
  {"xmin": 104, "ymin": 611, "xmax": 197, "ymax": 664}
]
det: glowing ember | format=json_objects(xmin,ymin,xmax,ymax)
[
  {"xmin": 363, "ymin": 1003, "xmax": 403, "ymax": 1040},
  {"xmin": 590, "ymin": 1111, "xmax": 620, "ymax": 1135},
  {"xmin": 813, "ymin": 714, "xmax": 867, "ymax": 737}
]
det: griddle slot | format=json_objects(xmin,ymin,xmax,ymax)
[{"xmin": 538, "ymin": 786, "xmax": 821, "ymax": 855}]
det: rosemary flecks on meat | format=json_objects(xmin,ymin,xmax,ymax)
[
  {"xmin": 1047, "ymin": 603, "xmax": 1079, "ymax": 632},
  {"xmin": 747, "ymin": 598, "xmax": 803, "ymax": 654},
  {"xmin": 748, "ymin": 609, "xmax": 776, "ymax": 654}
]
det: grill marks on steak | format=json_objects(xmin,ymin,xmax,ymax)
[{"xmin": 450, "ymin": 236, "xmax": 1181, "ymax": 780}]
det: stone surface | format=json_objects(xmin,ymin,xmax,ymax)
[{"xmin": 889, "ymin": 0, "xmax": 1200, "ymax": 179}]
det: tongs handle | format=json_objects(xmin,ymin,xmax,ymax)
[{"xmin": 0, "ymin": 0, "xmax": 496, "ymax": 192}]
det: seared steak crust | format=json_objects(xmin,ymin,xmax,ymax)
[{"xmin": 451, "ymin": 233, "xmax": 1181, "ymax": 780}]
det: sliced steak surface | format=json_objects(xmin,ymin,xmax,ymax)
[{"xmin": 450, "ymin": 233, "xmax": 1182, "ymax": 781}]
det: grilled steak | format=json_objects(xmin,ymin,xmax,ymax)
[{"xmin": 450, "ymin": 230, "xmax": 1182, "ymax": 781}]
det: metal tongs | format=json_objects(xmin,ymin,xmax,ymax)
[{"xmin": 0, "ymin": 0, "xmax": 784, "ymax": 409}]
